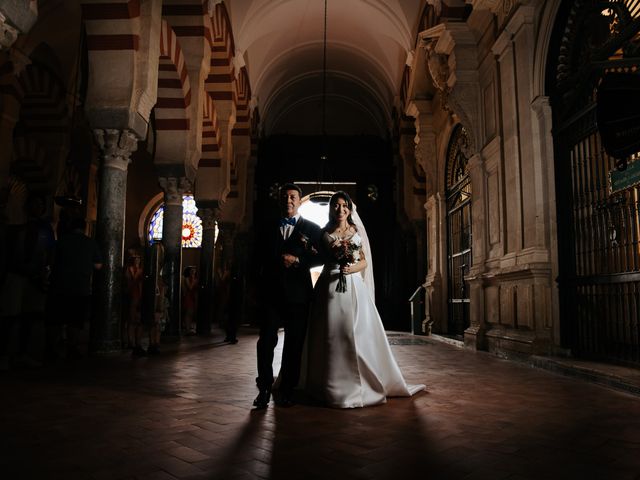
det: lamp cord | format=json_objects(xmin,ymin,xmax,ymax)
[{"xmin": 322, "ymin": 0, "xmax": 327, "ymax": 137}]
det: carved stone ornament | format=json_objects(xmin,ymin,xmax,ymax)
[
  {"xmin": 414, "ymin": 133, "xmax": 436, "ymax": 195},
  {"xmin": 93, "ymin": 129, "xmax": 138, "ymax": 171},
  {"xmin": 0, "ymin": 13, "xmax": 18, "ymax": 51},
  {"xmin": 423, "ymin": 38, "xmax": 452, "ymax": 113},
  {"xmin": 420, "ymin": 23, "xmax": 481, "ymax": 155},
  {"xmin": 158, "ymin": 176, "xmax": 193, "ymax": 206}
]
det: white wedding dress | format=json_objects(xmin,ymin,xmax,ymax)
[{"xmin": 303, "ymin": 231, "xmax": 425, "ymax": 408}]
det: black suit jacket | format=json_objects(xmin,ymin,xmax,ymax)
[{"xmin": 257, "ymin": 216, "xmax": 323, "ymax": 306}]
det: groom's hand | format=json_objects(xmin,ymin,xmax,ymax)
[{"xmin": 282, "ymin": 254, "xmax": 299, "ymax": 268}]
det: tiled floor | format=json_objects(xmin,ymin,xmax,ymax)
[{"xmin": 1, "ymin": 329, "xmax": 639, "ymax": 480}]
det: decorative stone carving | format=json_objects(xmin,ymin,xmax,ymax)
[
  {"xmin": 408, "ymin": 101, "xmax": 438, "ymax": 197},
  {"xmin": 158, "ymin": 175, "xmax": 193, "ymax": 206},
  {"xmin": 0, "ymin": 1, "xmax": 38, "ymax": 51},
  {"xmin": 424, "ymin": 40, "xmax": 451, "ymax": 112},
  {"xmin": 419, "ymin": 24, "xmax": 481, "ymax": 154},
  {"xmin": 0, "ymin": 13, "xmax": 18, "ymax": 51},
  {"xmin": 93, "ymin": 129, "xmax": 138, "ymax": 171}
]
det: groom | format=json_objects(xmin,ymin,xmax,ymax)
[{"xmin": 254, "ymin": 183, "xmax": 322, "ymax": 408}]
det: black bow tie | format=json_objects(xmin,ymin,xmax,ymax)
[{"xmin": 280, "ymin": 217, "xmax": 296, "ymax": 227}]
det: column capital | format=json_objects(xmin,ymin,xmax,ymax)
[
  {"xmin": 94, "ymin": 129, "xmax": 138, "ymax": 171},
  {"xmin": 531, "ymin": 95, "xmax": 551, "ymax": 118},
  {"xmin": 0, "ymin": 13, "xmax": 18, "ymax": 51},
  {"xmin": 158, "ymin": 175, "xmax": 193, "ymax": 206},
  {"xmin": 0, "ymin": 1, "xmax": 38, "ymax": 51},
  {"xmin": 196, "ymin": 202, "xmax": 220, "ymax": 230}
]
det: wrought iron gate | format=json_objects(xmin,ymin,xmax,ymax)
[
  {"xmin": 446, "ymin": 125, "xmax": 471, "ymax": 337},
  {"xmin": 551, "ymin": 0, "xmax": 640, "ymax": 365}
]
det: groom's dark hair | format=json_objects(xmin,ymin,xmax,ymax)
[{"xmin": 280, "ymin": 183, "xmax": 302, "ymax": 197}]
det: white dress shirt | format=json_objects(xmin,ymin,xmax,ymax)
[{"xmin": 281, "ymin": 214, "xmax": 300, "ymax": 240}]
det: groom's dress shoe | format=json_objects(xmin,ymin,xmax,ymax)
[{"xmin": 253, "ymin": 389, "xmax": 271, "ymax": 409}]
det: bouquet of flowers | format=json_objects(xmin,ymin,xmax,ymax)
[{"xmin": 332, "ymin": 239, "xmax": 359, "ymax": 293}]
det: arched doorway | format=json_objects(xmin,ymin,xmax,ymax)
[
  {"xmin": 549, "ymin": 1, "xmax": 640, "ymax": 364},
  {"xmin": 445, "ymin": 125, "xmax": 472, "ymax": 338}
]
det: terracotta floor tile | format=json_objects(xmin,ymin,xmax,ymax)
[{"xmin": 2, "ymin": 328, "xmax": 639, "ymax": 479}]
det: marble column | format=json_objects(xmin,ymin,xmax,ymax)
[
  {"xmin": 158, "ymin": 175, "xmax": 191, "ymax": 337},
  {"xmin": 92, "ymin": 129, "xmax": 137, "ymax": 353},
  {"xmin": 196, "ymin": 201, "xmax": 219, "ymax": 335}
]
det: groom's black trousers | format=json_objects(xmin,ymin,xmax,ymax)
[{"xmin": 256, "ymin": 301, "xmax": 309, "ymax": 394}]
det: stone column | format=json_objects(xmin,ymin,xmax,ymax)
[
  {"xmin": 410, "ymin": 102, "xmax": 443, "ymax": 333},
  {"xmin": 196, "ymin": 201, "xmax": 219, "ymax": 335},
  {"xmin": 92, "ymin": 129, "xmax": 138, "ymax": 353},
  {"xmin": 531, "ymin": 95, "xmax": 560, "ymax": 347},
  {"xmin": 424, "ymin": 193, "xmax": 445, "ymax": 334},
  {"xmin": 465, "ymin": 152, "xmax": 488, "ymax": 349},
  {"xmin": 158, "ymin": 175, "xmax": 191, "ymax": 337},
  {"xmin": 492, "ymin": 27, "xmax": 522, "ymax": 258}
]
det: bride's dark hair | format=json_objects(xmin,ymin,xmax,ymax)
[{"xmin": 324, "ymin": 191, "xmax": 357, "ymax": 232}]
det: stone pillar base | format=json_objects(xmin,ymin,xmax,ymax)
[
  {"xmin": 484, "ymin": 326, "xmax": 552, "ymax": 360},
  {"xmin": 464, "ymin": 324, "xmax": 487, "ymax": 351}
]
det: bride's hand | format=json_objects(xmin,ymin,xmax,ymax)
[{"xmin": 340, "ymin": 264, "xmax": 352, "ymax": 274}]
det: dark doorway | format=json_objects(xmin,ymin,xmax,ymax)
[
  {"xmin": 446, "ymin": 125, "xmax": 472, "ymax": 338},
  {"xmin": 253, "ymin": 135, "xmax": 412, "ymax": 331}
]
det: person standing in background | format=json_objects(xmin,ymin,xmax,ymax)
[
  {"xmin": 182, "ymin": 266, "xmax": 199, "ymax": 335},
  {"xmin": 49, "ymin": 217, "xmax": 102, "ymax": 358},
  {"xmin": 124, "ymin": 253, "xmax": 144, "ymax": 356}
]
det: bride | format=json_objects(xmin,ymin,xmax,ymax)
[{"xmin": 304, "ymin": 191, "xmax": 425, "ymax": 408}]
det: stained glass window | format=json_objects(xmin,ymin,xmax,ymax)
[{"xmin": 147, "ymin": 195, "xmax": 203, "ymax": 248}]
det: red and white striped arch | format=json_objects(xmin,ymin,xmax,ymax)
[
  {"xmin": 82, "ymin": 0, "xmax": 141, "ymax": 52},
  {"xmin": 0, "ymin": 60, "xmax": 67, "ymax": 131},
  {"xmin": 231, "ymin": 67, "xmax": 250, "ymax": 138},
  {"xmin": 200, "ymin": 92, "xmax": 221, "ymax": 168},
  {"xmin": 205, "ymin": 1, "xmax": 235, "ymax": 101},
  {"xmin": 15, "ymin": 64, "xmax": 68, "ymax": 134},
  {"xmin": 155, "ymin": 19, "xmax": 191, "ymax": 131},
  {"xmin": 12, "ymin": 136, "xmax": 52, "ymax": 190}
]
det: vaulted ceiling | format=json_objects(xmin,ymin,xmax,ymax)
[{"xmin": 226, "ymin": 0, "xmax": 424, "ymax": 137}]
